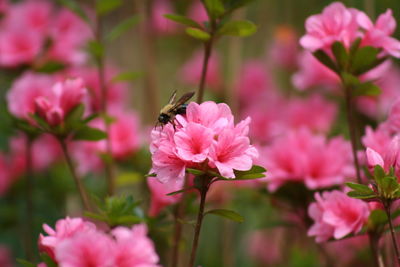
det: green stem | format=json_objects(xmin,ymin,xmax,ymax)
[
  {"xmin": 188, "ymin": 178, "xmax": 210, "ymax": 267},
  {"xmin": 24, "ymin": 137, "xmax": 34, "ymax": 261},
  {"xmin": 171, "ymin": 200, "xmax": 185, "ymax": 267},
  {"xmin": 384, "ymin": 202, "xmax": 400, "ymax": 266},
  {"xmin": 369, "ymin": 232, "xmax": 385, "ymax": 267},
  {"xmin": 344, "ymin": 84, "xmax": 362, "ymax": 184},
  {"xmin": 59, "ymin": 139, "xmax": 92, "ymax": 211}
]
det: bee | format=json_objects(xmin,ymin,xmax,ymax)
[{"xmin": 157, "ymin": 90, "xmax": 195, "ymax": 128}]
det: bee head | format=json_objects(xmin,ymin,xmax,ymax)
[{"xmin": 158, "ymin": 113, "xmax": 171, "ymax": 124}]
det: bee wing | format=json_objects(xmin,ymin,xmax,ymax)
[
  {"xmin": 168, "ymin": 90, "xmax": 178, "ymax": 105},
  {"xmin": 169, "ymin": 92, "xmax": 195, "ymax": 111}
]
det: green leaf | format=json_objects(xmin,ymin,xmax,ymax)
[
  {"xmin": 349, "ymin": 37, "xmax": 362, "ymax": 58},
  {"xmin": 347, "ymin": 191, "xmax": 377, "ymax": 200},
  {"xmin": 374, "ymin": 165, "xmax": 386, "ymax": 182},
  {"xmin": 223, "ymin": 0, "xmax": 256, "ymax": 12},
  {"xmin": 166, "ymin": 187, "xmax": 195, "ymax": 196},
  {"xmin": 106, "ymin": 15, "xmax": 141, "ymax": 41},
  {"xmin": 205, "ymin": 209, "xmax": 244, "ymax": 223},
  {"xmin": 30, "ymin": 114, "xmax": 51, "ymax": 131},
  {"xmin": 234, "ymin": 165, "xmax": 266, "ymax": 180},
  {"xmin": 112, "ymin": 71, "xmax": 143, "ymax": 82},
  {"xmin": 341, "ymin": 72, "xmax": 360, "ymax": 88},
  {"xmin": 203, "ymin": 0, "xmax": 225, "ymax": 18},
  {"xmin": 345, "ymin": 182, "xmax": 374, "ymax": 194},
  {"xmin": 350, "ymin": 46, "xmax": 381, "ymax": 75},
  {"xmin": 16, "ymin": 259, "xmax": 36, "ymax": 267},
  {"xmin": 368, "ymin": 209, "xmax": 388, "ymax": 227},
  {"xmin": 35, "ymin": 61, "xmax": 65, "ymax": 73},
  {"xmin": 164, "ymin": 14, "xmax": 202, "ymax": 29},
  {"xmin": 65, "ymin": 104, "xmax": 85, "ymax": 129},
  {"xmin": 186, "ymin": 168, "xmax": 206, "ymax": 176},
  {"xmin": 96, "ymin": 0, "xmax": 123, "ymax": 16},
  {"xmin": 73, "ymin": 126, "xmax": 107, "ymax": 141},
  {"xmin": 379, "ymin": 176, "xmax": 399, "ymax": 198},
  {"xmin": 313, "ymin": 50, "xmax": 339, "ymax": 74},
  {"xmin": 353, "ymin": 82, "xmax": 381, "ymax": 97},
  {"xmin": 87, "ymin": 40, "xmax": 104, "ymax": 61},
  {"xmin": 332, "ymin": 41, "xmax": 348, "ymax": 69},
  {"xmin": 40, "ymin": 253, "xmax": 58, "ymax": 267},
  {"xmin": 145, "ymin": 173, "xmax": 157, "ymax": 177},
  {"xmin": 58, "ymin": 0, "xmax": 91, "ymax": 25},
  {"xmin": 185, "ymin": 27, "xmax": 211, "ymax": 41},
  {"xmin": 217, "ymin": 20, "xmax": 257, "ymax": 37}
]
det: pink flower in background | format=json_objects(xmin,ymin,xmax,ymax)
[
  {"xmin": 261, "ymin": 128, "xmax": 353, "ymax": 191},
  {"xmin": 151, "ymin": 0, "xmax": 177, "ymax": 35},
  {"xmin": 112, "ymin": 224, "xmax": 160, "ymax": 267},
  {"xmin": 362, "ymin": 126, "xmax": 392, "ymax": 157},
  {"xmin": 357, "ymin": 9, "xmax": 400, "ymax": 57},
  {"xmin": 292, "ymin": 52, "xmax": 339, "ymax": 90},
  {"xmin": 247, "ymin": 229, "xmax": 283, "ymax": 265},
  {"xmin": 179, "ymin": 50, "xmax": 221, "ymax": 90},
  {"xmin": 0, "ymin": 0, "xmax": 8, "ymax": 13},
  {"xmin": 7, "ymin": 72, "xmax": 55, "ymax": 120},
  {"xmin": 300, "ymin": 2, "xmax": 359, "ymax": 52},
  {"xmin": 269, "ymin": 25, "xmax": 299, "ymax": 70},
  {"xmin": 0, "ymin": 155, "xmax": 14, "ymax": 196},
  {"xmin": 0, "ymin": 245, "xmax": 12, "ymax": 267},
  {"xmin": 39, "ymin": 217, "xmax": 96, "ymax": 260},
  {"xmin": 34, "ymin": 78, "xmax": 87, "ymax": 126},
  {"xmin": 365, "ymin": 137, "xmax": 400, "ymax": 175},
  {"xmin": 47, "ymin": 8, "xmax": 92, "ymax": 65},
  {"xmin": 150, "ymin": 101, "xmax": 258, "ymax": 184},
  {"xmin": 0, "ymin": 29, "xmax": 43, "ymax": 67},
  {"xmin": 55, "ymin": 230, "xmax": 115, "ymax": 267},
  {"xmin": 147, "ymin": 177, "xmax": 182, "ymax": 216},
  {"xmin": 67, "ymin": 67, "xmax": 129, "ymax": 113},
  {"xmin": 380, "ymin": 98, "xmax": 400, "ymax": 134},
  {"xmin": 187, "ymin": 1, "xmax": 208, "ymax": 24},
  {"xmin": 235, "ymin": 60, "xmax": 276, "ymax": 107},
  {"xmin": 308, "ymin": 190, "xmax": 370, "ymax": 242},
  {"xmin": 71, "ymin": 109, "xmax": 141, "ymax": 174}
]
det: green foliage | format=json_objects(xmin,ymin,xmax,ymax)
[
  {"xmin": 205, "ymin": 209, "xmax": 244, "ymax": 223},
  {"xmin": 73, "ymin": 126, "xmax": 107, "ymax": 141},
  {"xmin": 203, "ymin": 0, "xmax": 225, "ymax": 19},
  {"xmin": 96, "ymin": 0, "xmax": 122, "ymax": 16},
  {"xmin": 332, "ymin": 41, "xmax": 348, "ymax": 70},
  {"xmin": 185, "ymin": 27, "xmax": 211, "ymax": 41},
  {"xmin": 35, "ymin": 61, "xmax": 66, "ymax": 74},
  {"xmin": 312, "ymin": 50, "xmax": 339, "ymax": 74},
  {"xmin": 166, "ymin": 186, "xmax": 195, "ymax": 196},
  {"xmin": 87, "ymin": 40, "xmax": 105, "ymax": 62},
  {"xmin": 217, "ymin": 20, "xmax": 257, "ymax": 37},
  {"xmin": 16, "ymin": 259, "xmax": 36, "ymax": 267},
  {"xmin": 40, "ymin": 253, "xmax": 58, "ymax": 267},
  {"xmin": 112, "ymin": 71, "xmax": 143, "ymax": 82},
  {"xmin": 85, "ymin": 195, "xmax": 144, "ymax": 227},
  {"xmin": 58, "ymin": 0, "xmax": 91, "ymax": 25},
  {"xmin": 349, "ymin": 46, "xmax": 382, "ymax": 75},
  {"xmin": 106, "ymin": 15, "xmax": 141, "ymax": 41},
  {"xmin": 164, "ymin": 14, "xmax": 202, "ymax": 29}
]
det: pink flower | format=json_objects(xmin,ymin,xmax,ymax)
[
  {"xmin": 147, "ymin": 177, "xmax": 182, "ymax": 216},
  {"xmin": 7, "ymin": 72, "xmax": 55, "ymax": 120},
  {"xmin": 55, "ymin": 230, "xmax": 115, "ymax": 267},
  {"xmin": 0, "ymin": 155, "xmax": 14, "ymax": 196},
  {"xmin": 357, "ymin": 9, "xmax": 400, "ymax": 57},
  {"xmin": 300, "ymin": 2, "xmax": 359, "ymax": 52},
  {"xmin": 151, "ymin": 0, "xmax": 178, "ymax": 35},
  {"xmin": 112, "ymin": 224, "xmax": 160, "ymax": 267},
  {"xmin": 0, "ymin": 0, "xmax": 8, "ymax": 14},
  {"xmin": 150, "ymin": 101, "xmax": 258, "ymax": 184},
  {"xmin": 0, "ymin": 245, "xmax": 12, "ymax": 267},
  {"xmin": 308, "ymin": 190, "xmax": 370, "ymax": 242},
  {"xmin": 179, "ymin": 50, "xmax": 221, "ymax": 90},
  {"xmin": 34, "ymin": 78, "xmax": 87, "ymax": 126},
  {"xmin": 365, "ymin": 137, "xmax": 400, "ymax": 175},
  {"xmin": 39, "ymin": 217, "xmax": 96, "ymax": 260},
  {"xmin": 0, "ymin": 29, "xmax": 43, "ymax": 67},
  {"xmin": 187, "ymin": 1, "xmax": 208, "ymax": 24},
  {"xmin": 47, "ymin": 8, "xmax": 92, "ymax": 65},
  {"xmin": 261, "ymin": 128, "xmax": 353, "ymax": 191},
  {"xmin": 380, "ymin": 98, "xmax": 400, "ymax": 134}
]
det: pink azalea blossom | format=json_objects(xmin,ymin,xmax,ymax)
[
  {"xmin": 357, "ymin": 9, "xmax": 400, "ymax": 57},
  {"xmin": 39, "ymin": 217, "xmax": 96, "ymax": 260},
  {"xmin": 47, "ymin": 8, "xmax": 92, "ymax": 65},
  {"xmin": 112, "ymin": 224, "xmax": 160, "ymax": 267},
  {"xmin": 151, "ymin": 0, "xmax": 178, "ymax": 35},
  {"xmin": 147, "ymin": 177, "xmax": 182, "ymax": 216},
  {"xmin": 300, "ymin": 2, "xmax": 359, "ymax": 52},
  {"xmin": 187, "ymin": 1, "xmax": 208, "ymax": 24},
  {"xmin": 7, "ymin": 72, "xmax": 55, "ymax": 120},
  {"xmin": 0, "ymin": 155, "xmax": 14, "ymax": 196},
  {"xmin": 34, "ymin": 78, "xmax": 87, "ymax": 126},
  {"xmin": 55, "ymin": 230, "xmax": 115, "ymax": 267},
  {"xmin": 261, "ymin": 128, "xmax": 353, "ymax": 191},
  {"xmin": 150, "ymin": 101, "xmax": 258, "ymax": 184},
  {"xmin": 365, "ymin": 137, "xmax": 400, "ymax": 175},
  {"xmin": 179, "ymin": 50, "xmax": 221, "ymax": 90},
  {"xmin": 0, "ymin": 29, "xmax": 43, "ymax": 67},
  {"xmin": 308, "ymin": 190, "xmax": 370, "ymax": 242}
]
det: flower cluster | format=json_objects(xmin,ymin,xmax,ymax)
[
  {"xmin": 300, "ymin": 2, "xmax": 400, "ymax": 57},
  {"xmin": 150, "ymin": 101, "xmax": 258, "ymax": 187},
  {"xmin": 0, "ymin": 0, "xmax": 91, "ymax": 67},
  {"xmin": 260, "ymin": 128, "xmax": 354, "ymax": 191},
  {"xmin": 308, "ymin": 190, "xmax": 370, "ymax": 242},
  {"xmin": 39, "ymin": 217, "xmax": 160, "ymax": 267}
]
